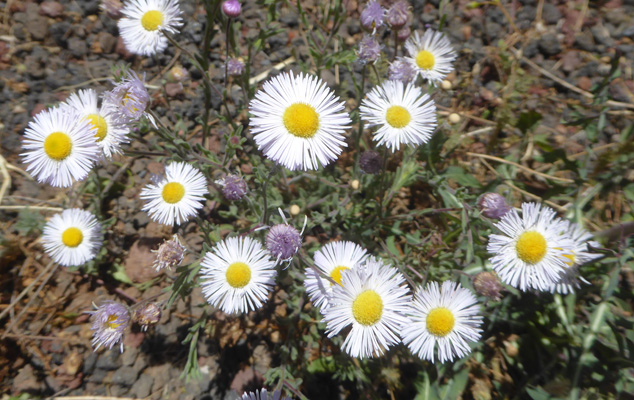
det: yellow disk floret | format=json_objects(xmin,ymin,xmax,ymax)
[
  {"xmin": 161, "ymin": 182, "xmax": 185, "ymax": 204},
  {"xmin": 141, "ymin": 10, "xmax": 163, "ymax": 31},
  {"xmin": 62, "ymin": 227, "xmax": 84, "ymax": 248},
  {"xmin": 329, "ymin": 266, "xmax": 350, "ymax": 286},
  {"xmin": 283, "ymin": 102, "xmax": 320, "ymax": 138},
  {"xmin": 44, "ymin": 132, "xmax": 72, "ymax": 161},
  {"xmin": 515, "ymin": 231, "xmax": 548, "ymax": 264},
  {"xmin": 85, "ymin": 114, "xmax": 108, "ymax": 142},
  {"xmin": 352, "ymin": 290, "xmax": 383, "ymax": 326},
  {"xmin": 416, "ymin": 50, "xmax": 435, "ymax": 70},
  {"xmin": 225, "ymin": 262, "xmax": 252, "ymax": 288},
  {"xmin": 106, "ymin": 314, "xmax": 124, "ymax": 330},
  {"xmin": 426, "ymin": 307, "xmax": 455, "ymax": 337},
  {"xmin": 385, "ymin": 105, "xmax": 411, "ymax": 128}
]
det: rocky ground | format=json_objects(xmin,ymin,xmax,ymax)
[{"xmin": 1, "ymin": 0, "xmax": 633, "ymax": 398}]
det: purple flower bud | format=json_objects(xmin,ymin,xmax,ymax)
[
  {"xmin": 477, "ymin": 193, "xmax": 512, "ymax": 219},
  {"xmin": 360, "ymin": 1, "xmax": 384, "ymax": 32},
  {"xmin": 226, "ymin": 57, "xmax": 245, "ymax": 76},
  {"xmin": 152, "ymin": 235, "xmax": 186, "ymax": 271},
  {"xmin": 386, "ymin": 0, "xmax": 409, "ymax": 30},
  {"xmin": 216, "ymin": 175, "xmax": 247, "ymax": 201},
  {"xmin": 359, "ymin": 150, "xmax": 382, "ymax": 174},
  {"xmin": 357, "ymin": 36, "xmax": 381, "ymax": 64},
  {"xmin": 388, "ymin": 58, "xmax": 416, "ymax": 83},
  {"xmin": 266, "ymin": 224, "xmax": 302, "ymax": 261},
  {"xmin": 133, "ymin": 303, "xmax": 162, "ymax": 331},
  {"xmin": 473, "ymin": 271, "xmax": 503, "ymax": 300},
  {"xmin": 88, "ymin": 301, "xmax": 130, "ymax": 352},
  {"xmin": 222, "ymin": 0, "xmax": 241, "ymax": 18},
  {"xmin": 396, "ymin": 25, "xmax": 411, "ymax": 42}
]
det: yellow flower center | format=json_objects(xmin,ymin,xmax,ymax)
[
  {"xmin": 283, "ymin": 102, "xmax": 320, "ymax": 138},
  {"xmin": 61, "ymin": 227, "xmax": 84, "ymax": 248},
  {"xmin": 44, "ymin": 132, "xmax": 72, "ymax": 161},
  {"xmin": 106, "ymin": 314, "xmax": 123, "ymax": 330},
  {"xmin": 225, "ymin": 262, "xmax": 252, "ymax": 288},
  {"xmin": 426, "ymin": 307, "xmax": 455, "ymax": 337},
  {"xmin": 161, "ymin": 182, "xmax": 185, "ymax": 204},
  {"xmin": 515, "ymin": 231, "xmax": 548, "ymax": 264},
  {"xmin": 385, "ymin": 105, "xmax": 411, "ymax": 128},
  {"xmin": 85, "ymin": 114, "xmax": 108, "ymax": 142},
  {"xmin": 352, "ymin": 290, "xmax": 383, "ymax": 326},
  {"xmin": 329, "ymin": 266, "xmax": 349, "ymax": 286},
  {"xmin": 141, "ymin": 10, "xmax": 163, "ymax": 31},
  {"xmin": 416, "ymin": 50, "xmax": 435, "ymax": 70}
]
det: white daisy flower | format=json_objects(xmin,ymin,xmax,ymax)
[
  {"xmin": 42, "ymin": 208, "xmax": 103, "ymax": 267},
  {"xmin": 487, "ymin": 202, "xmax": 575, "ymax": 292},
  {"xmin": 118, "ymin": 0, "xmax": 183, "ymax": 56},
  {"xmin": 64, "ymin": 89, "xmax": 129, "ymax": 159},
  {"xmin": 200, "ymin": 236, "xmax": 277, "ymax": 315},
  {"xmin": 304, "ymin": 241, "xmax": 368, "ymax": 310},
  {"xmin": 402, "ymin": 281, "xmax": 482, "ymax": 363},
  {"xmin": 140, "ymin": 162, "xmax": 209, "ymax": 226},
  {"xmin": 21, "ymin": 107, "xmax": 100, "ymax": 188},
  {"xmin": 322, "ymin": 258, "xmax": 410, "ymax": 358},
  {"xmin": 249, "ymin": 72, "xmax": 351, "ymax": 171},
  {"xmin": 240, "ymin": 389, "xmax": 290, "ymax": 400},
  {"xmin": 404, "ymin": 30, "xmax": 457, "ymax": 85},
  {"xmin": 360, "ymin": 80, "xmax": 437, "ymax": 151},
  {"xmin": 549, "ymin": 221, "xmax": 601, "ymax": 294}
]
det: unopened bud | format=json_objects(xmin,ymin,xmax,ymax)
[
  {"xmin": 266, "ymin": 224, "xmax": 302, "ymax": 261},
  {"xmin": 386, "ymin": 0, "xmax": 409, "ymax": 30},
  {"xmin": 448, "ymin": 113, "xmax": 461, "ymax": 124},
  {"xmin": 440, "ymin": 80, "xmax": 452, "ymax": 90},
  {"xmin": 350, "ymin": 179, "xmax": 360, "ymax": 190},
  {"xmin": 226, "ymin": 57, "xmax": 245, "ymax": 77},
  {"xmin": 222, "ymin": 0, "xmax": 241, "ymax": 18},
  {"xmin": 134, "ymin": 303, "xmax": 162, "ymax": 331},
  {"xmin": 473, "ymin": 271, "xmax": 503, "ymax": 300},
  {"xmin": 289, "ymin": 204, "xmax": 301, "ymax": 216},
  {"xmin": 216, "ymin": 174, "xmax": 247, "ymax": 201},
  {"xmin": 477, "ymin": 193, "xmax": 512, "ymax": 219}
]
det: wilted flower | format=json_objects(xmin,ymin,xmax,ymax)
[
  {"xmin": 88, "ymin": 301, "xmax": 131, "ymax": 352},
  {"xmin": 388, "ymin": 58, "xmax": 417, "ymax": 83},
  {"xmin": 216, "ymin": 174, "xmax": 247, "ymax": 201},
  {"xmin": 226, "ymin": 57, "xmax": 245, "ymax": 76},
  {"xmin": 222, "ymin": 0, "xmax": 241, "ymax": 18},
  {"xmin": 357, "ymin": 36, "xmax": 381, "ymax": 64},
  {"xmin": 359, "ymin": 150, "xmax": 382, "ymax": 174},
  {"xmin": 102, "ymin": 70, "xmax": 153, "ymax": 125},
  {"xmin": 386, "ymin": 0, "xmax": 409, "ymax": 30},
  {"xmin": 477, "ymin": 193, "xmax": 512, "ymax": 219},
  {"xmin": 152, "ymin": 234, "xmax": 186, "ymax": 271},
  {"xmin": 473, "ymin": 271, "xmax": 503, "ymax": 300},
  {"xmin": 360, "ymin": 0, "xmax": 384, "ymax": 33},
  {"xmin": 133, "ymin": 302, "xmax": 162, "ymax": 330}
]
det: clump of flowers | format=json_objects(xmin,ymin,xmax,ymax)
[{"xmin": 88, "ymin": 301, "xmax": 131, "ymax": 352}]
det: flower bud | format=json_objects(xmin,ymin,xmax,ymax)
[
  {"xmin": 167, "ymin": 65, "xmax": 189, "ymax": 83},
  {"xmin": 152, "ymin": 235, "xmax": 186, "ymax": 271},
  {"xmin": 396, "ymin": 25, "xmax": 411, "ymax": 42},
  {"xmin": 266, "ymin": 224, "xmax": 302, "ymax": 261},
  {"xmin": 360, "ymin": 1, "xmax": 384, "ymax": 32},
  {"xmin": 216, "ymin": 174, "xmax": 247, "ymax": 201},
  {"xmin": 386, "ymin": 0, "xmax": 409, "ymax": 30},
  {"xmin": 473, "ymin": 271, "xmax": 503, "ymax": 300},
  {"xmin": 357, "ymin": 36, "xmax": 381, "ymax": 64},
  {"xmin": 133, "ymin": 302, "xmax": 162, "ymax": 331},
  {"xmin": 226, "ymin": 57, "xmax": 245, "ymax": 76},
  {"xmin": 289, "ymin": 204, "xmax": 301, "ymax": 216},
  {"xmin": 359, "ymin": 150, "xmax": 382, "ymax": 174},
  {"xmin": 388, "ymin": 58, "xmax": 416, "ymax": 83},
  {"xmin": 477, "ymin": 193, "xmax": 511, "ymax": 219},
  {"xmin": 222, "ymin": 0, "xmax": 241, "ymax": 18}
]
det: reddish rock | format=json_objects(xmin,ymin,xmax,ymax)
[
  {"xmin": 577, "ymin": 76, "xmax": 593, "ymax": 91},
  {"xmin": 165, "ymin": 82, "xmax": 184, "ymax": 98},
  {"xmin": 124, "ymin": 238, "xmax": 163, "ymax": 283},
  {"xmin": 40, "ymin": 1, "xmax": 64, "ymax": 17}
]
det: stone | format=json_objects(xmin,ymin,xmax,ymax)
[
  {"xmin": 112, "ymin": 366, "xmax": 139, "ymax": 387},
  {"xmin": 542, "ymin": 3, "xmax": 561, "ymax": 24},
  {"xmin": 132, "ymin": 373, "xmax": 154, "ymax": 398},
  {"xmin": 40, "ymin": 1, "xmax": 64, "ymax": 17},
  {"xmin": 12, "ymin": 364, "xmax": 43, "ymax": 393},
  {"xmin": 538, "ymin": 33, "xmax": 562, "ymax": 56},
  {"xmin": 26, "ymin": 10, "xmax": 48, "ymax": 40},
  {"xmin": 68, "ymin": 37, "xmax": 88, "ymax": 58},
  {"xmin": 124, "ymin": 238, "xmax": 163, "ymax": 283},
  {"xmin": 95, "ymin": 350, "xmax": 120, "ymax": 370}
]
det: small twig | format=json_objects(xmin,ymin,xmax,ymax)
[
  {"xmin": 0, "ymin": 154, "xmax": 11, "ymax": 205},
  {"xmin": 248, "ymin": 56, "xmax": 296, "ymax": 86},
  {"xmin": 466, "ymin": 152, "xmax": 574, "ymax": 183},
  {"xmin": 0, "ymin": 205, "xmax": 64, "ymax": 211}
]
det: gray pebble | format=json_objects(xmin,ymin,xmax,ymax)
[
  {"xmin": 112, "ymin": 366, "xmax": 139, "ymax": 387},
  {"xmin": 538, "ymin": 33, "xmax": 562, "ymax": 56},
  {"xmin": 132, "ymin": 374, "xmax": 154, "ymax": 398}
]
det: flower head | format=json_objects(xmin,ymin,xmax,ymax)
[
  {"xmin": 200, "ymin": 236, "xmax": 276, "ymax": 314},
  {"xmin": 64, "ymin": 89, "xmax": 129, "ymax": 159},
  {"xmin": 241, "ymin": 389, "xmax": 290, "ymax": 400},
  {"xmin": 473, "ymin": 271, "xmax": 503, "ymax": 300},
  {"xmin": 152, "ymin": 234, "xmax": 186, "ymax": 271},
  {"xmin": 360, "ymin": 80, "xmax": 437, "ymax": 151},
  {"xmin": 402, "ymin": 281, "xmax": 482, "ymax": 363},
  {"xmin": 140, "ymin": 162, "xmax": 209, "ymax": 226},
  {"xmin": 21, "ymin": 107, "xmax": 100, "ymax": 188},
  {"xmin": 42, "ymin": 209, "xmax": 103, "ymax": 267},
  {"xmin": 360, "ymin": 0, "xmax": 385, "ymax": 33},
  {"xmin": 323, "ymin": 258, "xmax": 411, "ymax": 358},
  {"xmin": 227, "ymin": 57, "xmax": 245, "ymax": 76},
  {"xmin": 249, "ymin": 72, "xmax": 351, "ymax": 171},
  {"xmin": 266, "ymin": 224, "xmax": 302, "ymax": 261},
  {"xmin": 477, "ymin": 192, "xmax": 512, "ymax": 219},
  {"xmin": 222, "ymin": 0, "xmax": 241, "ymax": 18},
  {"xmin": 386, "ymin": 0, "xmax": 409, "ymax": 30},
  {"xmin": 404, "ymin": 30, "xmax": 457, "ymax": 86},
  {"xmin": 357, "ymin": 36, "xmax": 381, "ymax": 64},
  {"xmin": 216, "ymin": 174, "xmax": 247, "ymax": 201},
  {"xmin": 388, "ymin": 58, "xmax": 417, "ymax": 83},
  {"xmin": 133, "ymin": 302, "xmax": 162, "ymax": 330},
  {"xmin": 304, "ymin": 241, "xmax": 368, "ymax": 310},
  {"xmin": 118, "ymin": 0, "xmax": 183, "ymax": 56},
  {"xmin": 102, "ymin": 70, "xmax": 153, "ymax": 125},
  {"xmin": 487, "ymin": 202, "xmax": 575, "ymax": 291},
  {"xmin": 89, "ymin": 301, "xmax": 131, "ymax": 352}
]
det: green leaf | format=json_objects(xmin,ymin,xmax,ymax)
[
  {"xmin": 517, "ymin": 110, "xmax": 542, "ymax": 134},
  {"xmin": 444, "ymin": 166, "xmax": 481, "ymax": 188}
]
